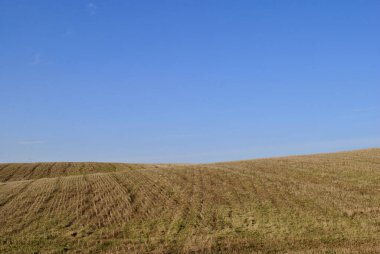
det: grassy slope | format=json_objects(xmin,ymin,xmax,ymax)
[{"xmin": 0, "ymin": 148, "xmax": 380, "ymax": 253}]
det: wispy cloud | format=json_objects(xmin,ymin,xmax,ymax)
[
  {"xmin": 86, "ymin": 2, "xmax": 97, "ymax": 15},
  {"xmin": 18, "ymin": 140, "xmax": 47, "ymax": 145},
  {"xmin": 31, "ymin": 53, "xmax": 41, "ymax": 65}
]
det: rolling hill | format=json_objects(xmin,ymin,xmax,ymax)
[{"xmin": 1, "ymin": 148, "xmax": 380, "ymax": 253}]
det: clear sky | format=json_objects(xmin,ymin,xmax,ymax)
[{"xmin": 0, "ymin": 0, "xmax": 379, "ymax": 163}]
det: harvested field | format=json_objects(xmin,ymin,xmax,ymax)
[{"xmin": 1, "ymin": 148, "xmax": 380, "ymax": 253}]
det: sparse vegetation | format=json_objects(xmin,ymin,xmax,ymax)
[{"xmin": 1, "ymin": 149, "xmax": 380, "ymax": 253}]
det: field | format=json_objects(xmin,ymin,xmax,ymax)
[{"xmin": 1, "ymin": 148, "xmax": 380, "ymax": 253}]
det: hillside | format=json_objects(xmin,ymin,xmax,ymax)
[{"xmin": 1, "ymin": 149, "xmax": 380, "ymax": 253}]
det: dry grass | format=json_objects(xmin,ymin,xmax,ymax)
[{"xmin": 1, "ymin": 148, "xmax": 380, "ymax": 253}]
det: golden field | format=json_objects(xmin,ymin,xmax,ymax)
[{"xmin": 1, "ymin": 148, "xmax": 380, "ymax": 253}]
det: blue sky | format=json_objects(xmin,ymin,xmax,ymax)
[{"xmin": 0, "ymin": 0, "xmax": 379, "ymax": 163}]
